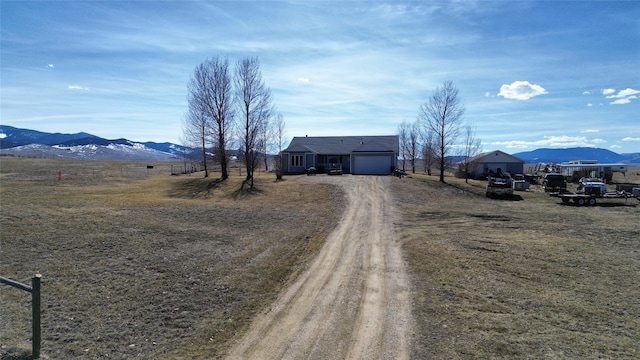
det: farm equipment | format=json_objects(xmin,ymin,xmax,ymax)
[
  {"xmin": 550, "ymin": 180, "xmax": 640, "ymax": 206},
  {"xmin": 513, "ymin": 174, "xmax": 530, "ymax": 191},
  {"xmin": 486, "ymin": 171, "xmax": 514, "ymax": 198}
]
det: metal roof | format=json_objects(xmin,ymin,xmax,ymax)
[
  {"xmin": 283, "ymin": 136, "xmax": 399, "ymax": 154},
  {"xmin": 468, "ymin": 150, "xmax": 524, "ymax": 163}
]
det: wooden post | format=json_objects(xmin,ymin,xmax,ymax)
[
  {"xmin": 0, "ymin": 274, "xmax": 41, "ymax": 359},
  {"xmin": 32, "ymin": 274, "xmax": 42, "ymax": 359}
]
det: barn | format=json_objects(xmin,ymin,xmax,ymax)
[
  {"xmin": 281, "ymin": 135, "xmax": 399, "ymax": 175},
  {"xmin": 466, "ymin": 150, "xmax": 525, "ymax": 179}
]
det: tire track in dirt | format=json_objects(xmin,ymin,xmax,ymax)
[{"xmin": 226, "ymin": 176, "xmax": 413, "ymax": 360}]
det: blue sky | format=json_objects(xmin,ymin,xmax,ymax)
[{"xmin": 1, "ymin": 1, "xmax": 639, "ymax": 153}]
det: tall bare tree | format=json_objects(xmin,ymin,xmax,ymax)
[
  {"xmin": 422, "ymin": 130, "xmax": 436, "ymax": 176},
  {"xmin": 460, "ymin": 124, "xmax": 482, "ymax": 183},
  {"xmin": 398, "ymin": 120, "xmax": 409, "ymax": 172},
  {"xmin": 408, "ymin": 120, "xmax": 420, "ymax": 173},
  {"xmin": 272, "ymin": 112, "xmax": 286, "ymax": 180},
  {"xmin": 182, "ymin": 105, "xmax": 210, "ymax": 177},
  {"xmin": 261, "ymin": 121, "xmax": 270, "ymax": 173},
  {"xmin": 399, "ymin": 120, "xmax": 420, "ymax": 173},
  {"xmin": 235, "ymin": 57, "xmax": 273, "ymax": 190},
  {"xmin": 418, "ymin": 80, "xmax": 465, "ymax": 183},
  {"xmin": 187, "ymin": 56, "xmax": 234, "ymax": 180}
]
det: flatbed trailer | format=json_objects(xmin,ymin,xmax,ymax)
[{"xmin": 550, "ymin": 191, "xmax": 640, "ymax": 206}]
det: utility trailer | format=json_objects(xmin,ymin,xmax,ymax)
[{"xmin": 550, "ymin": 181, "xmax": 640, "ymax": 206}]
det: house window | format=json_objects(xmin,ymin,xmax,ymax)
[{"xmin": 291, "ymin": 155, "xmax": 303, "ymax": 167}]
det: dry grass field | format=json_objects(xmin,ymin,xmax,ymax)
[
  {"xmin": 392, "ymin": 169, "xmax": 640, "ymax": 359},
  {"xmin": 2, "ymin": 157, "xmax": 639, "ymax": 359},
  {"xmin": 0, "ymin": 157, "xmax": 344, "ymax": 359}
]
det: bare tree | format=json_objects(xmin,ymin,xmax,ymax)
[
  {"xmin": 422, "ymin": 130, "xmax": 436, "ymax": 176},
  {"xmin": 459, "ymin": 124, "xmax": 482, "ymax": 183},
  {"xmin": 261, "ymin": 122, "xmax": 270, "ymax": 173},
  {"xmin": 182, "ymin": 106, "xmax": 210, "ymax": 177},
  {"xmin": 408, "ymin": 120, "xmax": 420, "ymax": 173},
  {"xmin": 418, "ymin": 81, "xmax": 465, "ymax": 183},
  {"xmin": 398, "ymin": 120, "xmax": 409, "ymax": 172},
  {"xmin": 187, "ymin": 56, "xmax": 234, "ymax": 180},
  {"xmin": 235, "ymin": 57, "xmax": 273, "ymax": 190},
  {"xmin": 272, "ymin": 113, "xmax": 287, "ymax": 180},
  {"xmin": 399, "ymin": 120, "xmax": 420, "ymax": 173}
]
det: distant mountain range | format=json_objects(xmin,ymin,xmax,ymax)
[
  {"xmin": 512, "ymin": 147, "xmax": 640, "ymax": 164},
  {"xmin": 1, "ymin": 125, "xmax": 639, "ymax": 163},
  {"xmin": 0, "ymin": 125, "xmax": 189, "ymax": 161}
]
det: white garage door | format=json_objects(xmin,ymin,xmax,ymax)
[{"xmin": 352, "ymin": 154, "xmax": 393, "ymax": 175}]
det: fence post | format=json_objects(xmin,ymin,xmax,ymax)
[{"xmin": 32, "ymin": 274, "xmax": 41, "ymax": 359}]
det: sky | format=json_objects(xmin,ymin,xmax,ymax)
[{"xmin": 1, "ymin": 0, "xmax": 639, "ymax": 154}]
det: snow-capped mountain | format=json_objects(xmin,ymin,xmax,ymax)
[{"xmin": 0, "ymin": 125, "xmax": 190, "ymax": 161}]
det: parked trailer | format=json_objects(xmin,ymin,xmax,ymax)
[{"xmin": 550, "ymin": 182, "xmax": 640, "ymax": 206}]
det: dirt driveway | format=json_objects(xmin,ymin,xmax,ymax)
[{"xmin": 226, "ymin": 175, "xmax": 413, "ymax": 359}]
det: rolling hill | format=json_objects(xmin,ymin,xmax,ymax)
[
  {"xmin": 1, "ymin": 125, "xmax": 639, "ymax": 163},
  {"xmin": 0, "ymin": 125, "xmax": 188, "ymax": 161},
  {"xmin": 513, "ymin": 147, "xmax": 640, "ymax": 164}
]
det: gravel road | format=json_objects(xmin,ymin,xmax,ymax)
[{"xmin": 226, "ymin": 175, "xmax": 413, "ymax": 359}]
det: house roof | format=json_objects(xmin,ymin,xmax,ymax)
[
  {"xmin": 283, "ymin": 136, "xmax": 399, "ymax": 154},
  {"xmin": 468, "ymin": 150, "xmax": 525, "ymax": 164}
]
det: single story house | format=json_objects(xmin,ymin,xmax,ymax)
[
  {"xmin": 466, "ymin": 150, "xmax": 525, "ymax": 179},
  {"xmin": 281, "ymin": 135, "xmax": 399, "ymax": 175}
]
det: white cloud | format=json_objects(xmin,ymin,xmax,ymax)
[
  {"xmin": 489, "ymin": 135, "xmax": 600, "ymax": 149},
  {"xmin": 587, "ymin": 103, "xmax": 593, "ymax": 107},
  {"xmin": 609, "ymin": 98, "xmax": 632, "ymax": 105},
  {"xmin": 68, "ymin": 85, "xmax": 89, "ymax": 91},
  {"xmin": 606, "ymin": 88, "xmax": 640, "ymax": 99},
  {"xmin": 498, "ymin": 81, "xmax": 547, "ymax": 100},
  {"xmin": 47, "ymin": 64, "xmax": 54, "ymax": 68},
  {"xmin": 581, "ymin": 129, "xmax": 599, "ymax": 133},
  {"xmin": 297, "ymin": 77, "xmax": 310, "ymax": 83},
  {"xmin": 610, "ymin": 144, "xmax": 621, "ymax": 149},
  {"xmin": 601, "ymin": 87, "xmax": 638, "ymax": 105},
  {"xmin": 621, "ymin": 137, "xmax": 640, "ymax": 142},
  {"xmin": 582, "ymin": 91, "xmax": 590, "ymax": 95}
]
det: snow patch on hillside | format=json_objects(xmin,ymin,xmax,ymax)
[{"xmin": 3, "ymin": 143, "xmax": 179, "ymax": 161}]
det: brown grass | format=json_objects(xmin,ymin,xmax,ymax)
[
  {"xmin": 0, "ymin": 158, "xmax": 344, "ymax": 359},
  {"xmin": 2, "ymin": 158, "xmax": 639, "ymax": 359},
  {"xmin": 392, "ymin": 169, "xmax": 640, "ymax": 359}
]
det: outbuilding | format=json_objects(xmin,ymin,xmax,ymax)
[
  {"xmin": 466, "ymin": 150, "xmax": 525, "ymax": 179},
  {"xmin": 281, "ymin": 135, "xmax": 399, "ymax": 175}
]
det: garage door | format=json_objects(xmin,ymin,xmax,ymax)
[{"xmin": 352, "ymin": 154, "xmax": 393, "ymax": 175}]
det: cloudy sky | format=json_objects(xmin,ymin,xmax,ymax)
[{"xmin": 1, "ymin": 1, "xmax": 639, "ymax": 153}]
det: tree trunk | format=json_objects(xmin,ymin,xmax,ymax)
[
  {"xmin": 439, "ymin": 144, "xmax": 446, "ymax": 183},
  {"xmin": 218, "ymin": 130, "xmax": 228, "ymax": 180},
  {"xmin": 201, "ymin": 139, "xmax": 209, "ymax": 178}
]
